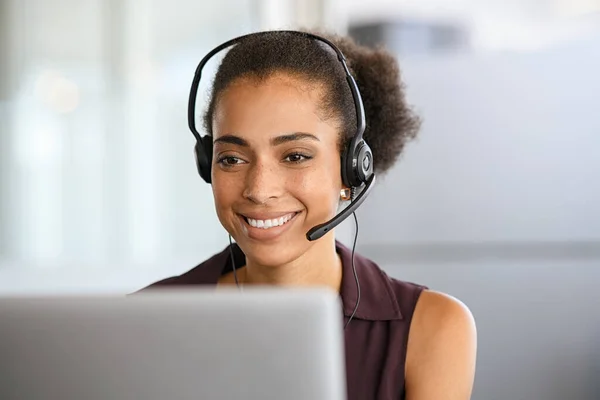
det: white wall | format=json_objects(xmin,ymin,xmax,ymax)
[
  {"xmin": 357, "ymin": 37, "xmax": 600, "ymax": 246},
  {"xmin": 343, "ymin": 0, "xmax": 600, "ymax": 52}
]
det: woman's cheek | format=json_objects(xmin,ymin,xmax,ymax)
[{"xmin": 291, "ymin": 170, "xmax": 338, "ymax": 218}]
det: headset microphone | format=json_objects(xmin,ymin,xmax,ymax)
[{"xmin": 306, "ymin": 174, "xmax": 375, "ymax": 241}]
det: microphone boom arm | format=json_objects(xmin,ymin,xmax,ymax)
[{"xmin": 306, "ymin": 174, "xmax": 376, "ymax": 241}]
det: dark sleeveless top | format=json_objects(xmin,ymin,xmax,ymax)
[{"xmin": 139, "ymin": 241, "xmax": 427, "ymax": 400}]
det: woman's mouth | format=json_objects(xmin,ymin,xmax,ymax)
[{"xmin": 242, "ymin": 212, "xmax": 298, "ymax": 230}]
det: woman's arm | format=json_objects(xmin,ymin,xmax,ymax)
[{"xmin": 405, "ymin": 290, "xmax": 478, "ymax": 400}]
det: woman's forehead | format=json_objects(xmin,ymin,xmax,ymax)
[
  {"xmin": 217, "ymin": 72, "xmax": 324, "ymax": 110},
  {"xmin": 212, "ymin": 73, "xmax": 339, "ymax": 143}
]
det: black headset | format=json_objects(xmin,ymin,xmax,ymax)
[{"xmin": 187, "ymin": 30, "xmax": 376, "ymax": 241}]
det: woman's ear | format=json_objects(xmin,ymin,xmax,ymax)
[{"xmin": 340, "ymin": 187, "xmax": 352, "ymax": 201}]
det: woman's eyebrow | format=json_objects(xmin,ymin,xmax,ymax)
[
  {"xmin": 213, "ymin": 134, "xmax": 248, "ymax": 147},
  {"xmin": 213, "ymin": 132, "xmax": 320, "ymax": 147},
  {"xmin": 270, "ymin": 132, "xmax": 320, "ymax": 146}
]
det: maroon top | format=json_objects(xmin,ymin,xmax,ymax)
[{"xmin": 140, "ymin": 241, "xmax": 427, "ymax": 400}]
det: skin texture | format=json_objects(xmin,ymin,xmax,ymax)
[
  {"xmin": 212, "ymin": 72, "xmax": 344, "ymax": 289},
  {"xmin": 211, "ymin": 72, "xmax": 477, "ymax": 399}
]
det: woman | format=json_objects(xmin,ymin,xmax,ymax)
[{"xmin": 141, "ymin": 30, "xmax": 477, "ymax": 399}]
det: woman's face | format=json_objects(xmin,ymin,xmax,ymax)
[{"xmin": 211, "ymin": 72, "xmax": 343, "ymax": 267}]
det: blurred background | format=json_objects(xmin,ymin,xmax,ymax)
[{"xmin": 1, "ymin": 0, "xmax": 599, "ymax": 398}]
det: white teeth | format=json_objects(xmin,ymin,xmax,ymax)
[{"xmin": 246, "ymin": 213, "xmax": 295, "ymax": 230}]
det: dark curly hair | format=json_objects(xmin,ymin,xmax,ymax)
[{"xmin": 203, "ymin": 30, "xmax": 421, "ymax": 175}]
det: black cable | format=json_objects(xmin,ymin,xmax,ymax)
[
  {"xmin": 344, "ymin": 211, "xmax": 360, "ymax": 330},
  {"xmin": 228, "ymin": 235, "xmax": 240, "ymax": 288}
]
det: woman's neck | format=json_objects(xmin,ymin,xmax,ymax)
[{"xmin": 241, "ymin": 237, "xmax": 343, "ymax": 292}]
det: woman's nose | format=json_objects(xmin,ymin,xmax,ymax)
[{"xmin": 242, "ymin": 161, "xmax": 283, "ymax": 204}]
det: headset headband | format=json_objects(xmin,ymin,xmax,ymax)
[{"xmin": 187, "ymin": 30, "xmax": 366, "ymax": 147}]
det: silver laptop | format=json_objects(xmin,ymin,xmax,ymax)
[{"xmin": 0, "ymin": 288, "xmax": 347, "ymax": 400}]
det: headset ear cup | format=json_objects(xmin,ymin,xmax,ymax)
[
  {"xmin": 342, "ymin": 138, "xmax": 373, "ymax": 188},
  {"xmin": 356, "ymin": 141, "xmax": 373, "ymax": 183},
  {"xmin": 342, "ymin": 136, "xmax": 359, "ymax": 188},
  {"xmin": 341, "ymin": 148, "xmax": 352, "ymax": 188},
  {"xmin": 195, "ymin": 136, "xmax": 213, "ymax": 184}
]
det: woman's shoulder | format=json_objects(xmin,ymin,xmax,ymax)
[
  {"xmin": 409, "ymin": 289, "xmax": 476, "ymax": 350},
  {"xmin": 405, "ymin": 288, "xmax": 477, "ymax": 398},
  {"xmin": 382, "ymin": 272, "xmax": 473, "ymax": 328}
]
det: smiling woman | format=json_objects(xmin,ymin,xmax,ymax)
[
  {"xmin": 139, "ymin": 30, "xmax": 477, "ymax": 400},
  {"xmin": 211, "ymin": 72, "xmax": 345, "ymax": 270}
]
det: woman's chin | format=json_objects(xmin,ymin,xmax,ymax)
[{"xmin": 239, "ymin": 240, "xmax": 302, "ymax": 269}]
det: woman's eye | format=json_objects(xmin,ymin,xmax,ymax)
[
  {"xmin": 218, "ymin": 156, "xmax": 243, "ymax": 166},
  {"xmin": 285, "ymin": 153, "xmax": 312, "ymax": 163}
]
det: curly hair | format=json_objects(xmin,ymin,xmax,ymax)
[{"xmin": 203, "ymin": 30, "xmax": 421, "ymax": 175}]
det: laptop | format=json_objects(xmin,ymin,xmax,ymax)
[{"xmin": 0, "ymin": 288, "xmax": 347, "ymax": 400}]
